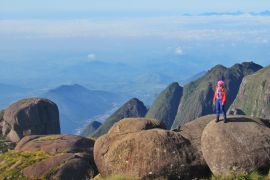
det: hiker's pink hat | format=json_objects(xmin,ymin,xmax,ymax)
[{"xmin": 217, "ymin": 80, "xmax": 225, "ymax": 86}]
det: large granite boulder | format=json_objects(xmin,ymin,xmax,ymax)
[
  {"xmin": 15, "ymin": 134, "xmax": 97, "ymax": 179},
  {"xmin": 201, "ymin": 116, "xmax": 270, "ymax": 176},
  {"xmin": 2, "ymin": 98, "xmax": 60, "ymax": 142},
  {"xmin": 94, "ymin": 118, "xmax": 208, "ymax": 179},
  {"xmin": 15, "ymin": 134, "xmax": 94, "ymax": 155}
]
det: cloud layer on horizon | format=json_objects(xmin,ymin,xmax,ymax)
[{"xmin": 1, "ymin": 15, "xmax": 270, "ymax": 44}]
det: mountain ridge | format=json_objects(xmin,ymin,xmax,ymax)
[
  {"xmin": 171, "ymin": 61, "xmax": 262, "ymax": 129},
  {"xmin": 145, "ymin": 82, "xmax": 183, "ymax": 129}
]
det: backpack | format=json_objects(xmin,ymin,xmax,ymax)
[{"xmin": 216, "ymin": 86, "xmax": 224, "ymax": 100}]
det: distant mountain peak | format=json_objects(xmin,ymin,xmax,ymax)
[
  {"xmin": 209, "ymin": 64, "xmax": 227, "ymax": 72},
  {"xmin": 43, "ymin": 83, "xmax": 121, "ymax": 134},
  {"xmin": 146, "ymin": 82, "xmax": 183, "ymax": 129},
  {"xmin": 91, "ymin": 97, "xmax": 147, "ymax": 137},
  {"xmin": 48, "ymin": 84, "xmax": 88, "ymax": 94},
  {"xmin": 55, "ymin": 84, "xmax": 86, "ymax": 90},
  {"xmin": 240, "ymin": 61, "xmax": 262, "ymax": 68},
  {"xmin": 129, "ymin": 98, "xmax": 141, "ymax": 102},
  {"xmin": 197, "ymin": 10, "xmax": 270, "ymax": 16},
  {"xmin": 80, "ymin": 120, "xmax": 102, "ymax": 137}
]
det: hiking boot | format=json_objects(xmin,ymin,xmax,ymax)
[{"xmin": 215, "ymin": 115, "xmax": 220, "ymax": 123}]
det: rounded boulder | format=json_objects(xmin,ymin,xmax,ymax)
[
  {"xmin": 201, "ymin": 116, "xmax": 270, "ymax": 176},
  {"xmin": 15, "ymin": 134, "xmax": 94, "ymax": 155},
  {"xmin": 94, "ymin": 118, "xmax": 207, "ymax": 179},
  {"xmin": 16, "ymin": 134, "xmax": 97, "ymax": 179},
  {"xmin": 2, "ymin": 98, "xmax": 60, "ymax": 142}
]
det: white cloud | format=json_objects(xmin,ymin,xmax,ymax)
[
  {"xmin": 0, "ymin": 16, "xmax": 270, "ymax": 43},
  {"xmin": 175, "ymin": 47, "xmax": 183, "ymax": 55},
  {"xmin": 87, "ymin": 53, "xmax": 96, "ymax": 61}
]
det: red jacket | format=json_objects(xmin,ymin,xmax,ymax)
[{"xmin": 213, "ymin": 86, "xmax": 227, "ymax": 105}]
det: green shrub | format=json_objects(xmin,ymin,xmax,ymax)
[
  {"xmin": 211, "ymin": 171, "xmax": 266, "ymax": 180},
  {"xmin": 0, "ymin": 150, "xmax": 49, "ymax": 180},
  {"xmin": 37, "ymin": 135, "xmax": 60, "ymax": 141}
]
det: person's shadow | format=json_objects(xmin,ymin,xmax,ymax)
[{"xmin": 223, "ymin": 116, "xmax": 270, "ymax": 128}]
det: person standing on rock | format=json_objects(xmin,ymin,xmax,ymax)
[{"xmin": 213, "ymin": 80, "xmax": 227, "ymax": 123}]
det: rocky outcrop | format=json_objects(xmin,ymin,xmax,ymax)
[
  {"xmin": 15, "ymin": 134, "xmax": 97, "ymax": 179},
  {"xmin": 172, "ymin": 62, "xmax": 262, "ymax": 129},
  {"xmin": 80, "ymin": 121, "xmax": 102, "ymax": 137},
  {"xmin": 146, "ymin": 82, "xmax": 183, "ymax": 129},
  {"xmin": 229, "ymin": 65, "xmax": 270, "ymax": 119},
  {"xmin": 91, "ymin": 98, "xmax": 147, "ymax": 138},
  {"xmin": 15, "ymin": 134, "xmax": 93, "ymax": 155},
  {"xmin": 94, "ymin": 118, "xmax": 208, "ymax": 179},
  {"xmin": 2, "ymin": 98, "xmax": 60, "ymax": 142},
  {"xmin": 201, "ymin": 116, "xmax": 270, "ymax": 176}
]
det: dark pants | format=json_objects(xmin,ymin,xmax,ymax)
[{"xmin": 215, "ymin": 99, "xmax": 227, "ymax": 122}]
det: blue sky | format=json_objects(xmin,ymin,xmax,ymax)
[{"xmin": 2, "ymin": 0, "xmax": 270, "ymax": 16}]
